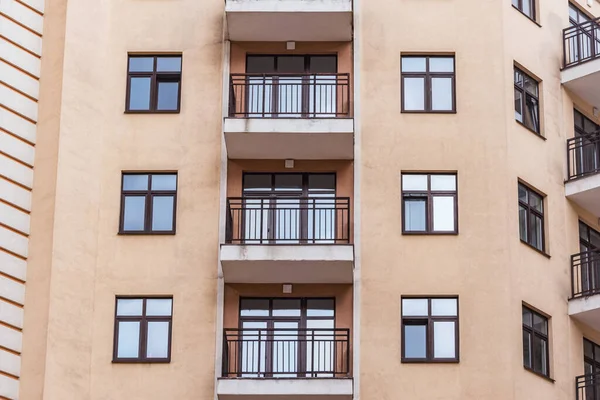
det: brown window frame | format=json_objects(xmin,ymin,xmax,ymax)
[
  {"xmin": 401, "ymin": 173, "xmax": 458, "ymax": 235},
  {"xmin": 125, "ymin": 55, "xmax": 182, "ymax": 113},
  {"xmin": 119, "ymin": 173, "xmax": 178, "ymax": 235},
  {"xmin": 522, "ymin": 305, "xmax": 550, "ymax": 378},
  {"xmin": 514, "ymin": 67, "xmax": 541, "ymax": 136},
  {"xmin": 512, "ymin": 0, "xmax": 537, "ymax": 23},
  {"xmin": 518, "ymin": 182, "xmax": 546, "ymax": 254},
  {"xmin": 401, "ymin": 55, "xmax": 456, "ymax": 114},
  {"xmin": 238, "ymin": 297, "xmax": 336, "ymax": 328},
  {"xmin": 401, "ymin": 296, "xmax": 459, "ymax": 363},
  {"xmin": 113, "ymin": 296, "xmax": 173, "ymax": 363}
]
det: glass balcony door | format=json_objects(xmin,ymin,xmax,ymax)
[
  {"xmin": 574, "ymin": 110, "xmax": 600, "ymax": 177},
  {"xmin": 580, "ymin": 221, "xmax": 600, "ymax": 295},
  {"xmin": 584, "ymin": 339, "xmax": 600, "ymax": 400}
]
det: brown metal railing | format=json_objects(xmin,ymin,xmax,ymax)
[
  {"xmin": 225, "ymin": 197, "xmax": 351, "ymax": 244},
  {"xmin": 567, "ymin": 132, "xmax": 600, "ymax": 180},
  {"xmin": 564, "ymin": 18, "xmax": 600, "ymax": 68},
  {"xmin": 572, "ymin": 250, "xmax": 600, "ymax": 299},
  {"xmin": 576, "ymin": 373, "xmax": 600, "ymax": 400},
  {"xmin": 228, "ymin": 73, "xmax": 350, "ymax": 118},
  {"xmin": 222, "ymin": 328, "xmax": 350, "ymax": 378}
]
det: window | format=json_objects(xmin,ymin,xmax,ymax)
[
  {"xmin": 573, "ymin": 109, "xmax": 600, "ymax": 178},
  {"xmin": 512, "ymin": 0, "xmax": 536, "ymax": 21},
  {"xmin": 569, "ymin": 2, "xmax": 591, "ymax": 26},
  {"xmin": 584, "ymin": 338, "xmax": 600, "ymax": 380},
  {"xmin": 126, "ymin": 55, "xmax": 182, "ymax": 113},
  {"xmin": 401, "ymin": 173, "xmax": 458, "ymax": 234},
  {"xmin": 120, "ymin": 173, "xmax": 177, "ymax": 234},
  {"xmin": 514, "ymin": 68, "xmax": 540, "ymax": 135},
  {"xmin": 518, "ymin": 183, "xmax": 545, "ymax": 252},
  {"xmin": 113, "ymin": 297, "xmax": 173, "ymax": 362},
  {"xmin": 522, "ymin": 306, "xmax": 549, "ymax": 377},
  {"xmin": 401, "ymin": 297, "xmax": 459, "ymax": 362},
  {"xmin": 401, "ymin": 55, "xmax": 455, "ymax": 113}
]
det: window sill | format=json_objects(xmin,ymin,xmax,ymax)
[
  {"xmin": 118, "ymin": 231, "xmax": 176, "ymax": 235},
  {"xmin": 512, "ymin": 6, "xmax": 541, "ymax": 27},
  {"xmin": 124, "ymin": 110, "xmax": 180, "ymax": 114},
  {"xmin": 402, "ymin": 358, "xmax": 459, "ymax": 364},
  {"xmin": 516, "ymin": 120, "xmax": 545, "ymax": 140},
  {"xmin": 401, "ymin": 110, "xmax": 457, "ymax": 115},
  {"xmin": 524, "ymin": 366, "xmax": 554, "ymax": 383},
  {"xmin": 520, "ymin": 239, "xmax": 550, "ymax": 258},
  {"xmin": 402, "ymin": 230, "xmax": 458, "ymax": 236},
  {"xmin": 112, "ymin": 359, "xmax": 171, "ymax": 364}
]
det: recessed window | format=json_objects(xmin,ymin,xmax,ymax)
[
  {"xmin": 512, "ymin": 0, "xmax": 536, "ymax": 22},
  {"xmin": 126, "ymin": 55, "xmax": 182, "ymax": 113},
  {"xmin": 113, "ymin": 297, "xmax": 173, "ymax": 363},
  {"xmin": 514, "ymin": 67, "xmax": 540, "ymax": 135},
  {"xmin": 401, "ymin": 297, "xmax": 459, "ymax": 362},
  {"xmin": 401, "ymin": 173, "xmax": 458, "ymax": 234},
  {"xmin": 522, "ymin": 305, "xmax": 549, "ymax": 377},
  {"xmin": 401, "ymin": 55, "xmax": 455, "ymax": 113},
  {"xmin": 120, "ymin": 173, "xmax": 177, "ymax": 234},
  {"xmin": 518, "ymin": 182, "xmax": 545, "ymax": 252}
]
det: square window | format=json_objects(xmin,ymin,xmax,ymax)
[
  {"xmin": 522, "ymin": 305, "xmax": 549, "ymax": 377},
  {"xmin": 401, "ymin": 55, "xmax": 455, "ymax": 113},
  {"xmin": 126, "ymin": 55, "xmax": 182, "ymax": 113}
]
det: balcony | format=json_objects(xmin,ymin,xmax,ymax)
[
  {"xmin": 218, "ymin": 328, "xmax": 352, "ymax": 400},
  {"xmin": 220, "ymin": 197, "xmax": 353, "ymax": 284},
  {"xmin": 566, "ymin": 133, "xmax": 600, "ymax": 216},
  {"xmin": 569, "ymin": 250, "xmax": 600, "ymax": 330},
  {"xmin": 562, "ymin": 19, "xmax": 600, "ymax": 108},
  {"xmin": 224, "ymin": 73, "xmax": 354, "ymax": 160},
  {"xmin": 576, "ymin": 373, "xmax": 600, "ymax": 400},
  {"xmin": 224, "ymin": 0, "xmax": 352, "ymax": 42}
]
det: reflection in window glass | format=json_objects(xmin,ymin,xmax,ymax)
[
  {"xmin": 129, "ymin": 77, "xmax": 152, "ymax": 110},
  {"xmin": 157, "ymin": 81, "xmax": 180, "ymax": 111},
  {"xmin": 404, "ymin": 199, "xmax": 426, "ymax": 232},
  {"xmin": 147, "ymin": 321, "xmax": 170, "ymax": 358},
  {"xmin": 152, "ymin": 196, "xmax": 175, "ymax": 231},
  {"xmin": 431, "ymin": 78, "xmax": 453, "ymax": 111},
  {"xmin": 117, "ymin": 321, "xmax": 141, "ymax": 358},
  {"xmin": 404, "ymin": 325, "xmax": 427, "ymax": 359},
  {"xmin": 403, "ymin": 77, "xmax": 425, "ymax": 111},
  {"xmin": 126, "ymin": 55, "xmax": 182, "ymax": 112},
  {"xmin": 522, "ymin": 305, "xmax": 549, "ymax": 376},
  {"xmin": 123, "ymin": 197, "xmax": 146, "ymax": 231}
]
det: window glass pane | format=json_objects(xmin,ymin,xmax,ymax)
[
  {"xmin": 523, "ymin": 330, "xmax": 532, "ymax": 367},
  {"xmin": 146, "ymin": 299, "xmax": 172, "ymax": 316},
  {"xmin": 522, "ymin": 0, "xmax": 532, "ymax": 18},
  {"xmin": 524, "ymin": 76, "xmax": 538, "ymax": 97},
  {"xmin": 595, "ymin": 344, "xmax": 600, "ymax": 363},
  {"xmin": 433, "ymin": 321, "xmax": 456, "ymax": 358},
  {"xmin": 274, "ymin": 174, "xmax": 302, "ymax": 191},
  {"xmin": 123, "ymin": 175, "xmax": 148, "ymax": 191},
  {"xmin": 512, "ymin": 0, "xmax": 519, "ymax": 8},
  {"xmin": 129, "ymin": 57, "xmax": 154, "ymax": 72},
  {"xmin": 146, "ymin": 321, "xmax": 170, "ymax": 358},
  {"xmin": 519, "ymin": 205, "xmax": 528, "ymax": 242},
  {"xmin": 117, "ymin": 321, "xmax": 140, "ymax": 358},
  {"xmin": 533, "ymin": 313, "xmax": 547, "ymax": 335},
  {"xmin": 117, "ymin": 299, "xmax": 143, "ymax": 316},
  {"xmin": 533, "ymin": 335, "xmax": 548, "ymax": 375},
  {"xmin": 429, "ymin": 57, "xmax": 454, "ymax": 73},
  {"xmin": 156, "ymin": 57, "xmax": 181, "ymax": 72},
  {"xmin": 240, "ymin": 299, "xmax": 270, "ymax": 316},
  {"xmin": 590, "ymin": 230, "xmax": 600, "ymax": 249},
  {"xmin": 529, "ymin": 192, "xmax": 543, "ymax": 212},
  {"xmin": 247, "ymin": 56, "xmax": 275, "ymax": 73},
  {"xmin": 570, "ymin": 5, "xmax": 579, "ymax": 22},
  {"xmin": 129, "ymin": 77, "xmax": 152, "ymax": 110},
  {"xmin": 404, "ymin": 324, "xmax": 427, "ymax": 358},
  {"xmin": 584, "ymin": 117, "xmax": 598, "ymax": 134},
  {"xmin": 431, "ymin": 175, "xmax": 456, "ymax": 191},
  {"xmin": 524, "ymin": 94, "xmax": 539, "ymax": 132},
  {"xmin": 431, "ymin": 77, "xmax": 453, "ymax": 111},
  {"xmin": 514, "ymin": 69, "xmax": 523, "ymax": 86},
  {"xmin": 244, "ymin": 174, "xmax": 272, "ymax": 192},
  {"xmin": 522, "ymin": 307, "xmax": 532, "ymax": 327},
  {"xmin": 123, "ymin": 196, "xmax": 146, "ymax": 231},
  {"xmin": 518, "ymin": 184, "xmax": 528, "ymax": 203},
  {"xmin": 580, "ymin": 222, "xmax": 589, "ymax": 241},
  {"xmin": 277, "ymin": 56, "xmax": 305, "ymax": 73},
  {"xmin": 431, "ymin": 298, "xmax": 457, "ymax": 316},
  {"xmin": 402, "ymin": 299, "xmax": 428, "ymax": 316},
  {"xmin": 309, "ymin": 56, "xmax": 337, "ymax": 73},
  {"xmin": 514, "ymin": 89, "xmax": 523, "ymax": 122},
  {"xmin": 432, "ymin": 196, "xmax": 455, "ymax": 232},
  {"xmin": 585, "ymin": 339, "xmax": 594, "ymax": 358},
  {"xmin": 308, "ymin": 175, "xmax": 336, "ymax": 191},
  {"xmin": 307, "ymin": 299, "xmax": 335, "ymax": 317},
  {"xmin": 401, "ymin": 57, "xmax": 426, "ymax": 72},
  {"xmin": 272, "ymin": 299, "xmax": 301, "ymax": 316},
  {"xmin": 151, "ymin": 174, "xmax": 177, "ymax": 191},
  {"xmin": 404, "ymin": 199, "xmax": 426, "ymax": 232},
  {"xmin": 530, "ymin": 213, "xmax": 543, "ymax": 250},
  {"xmin": 402, "ymin": 175, "xmax": 427, "ymax": 191},
  {"xmin": 403, "ymin": 77, "xmax": 425, "ymax": 111},
  {"xmin": 151, "ymin": 196, "xmax": 174, "ymax": 231},
  {"xmin": 157, "ymin": 81, "xmax": 179, "ymax": 111}
]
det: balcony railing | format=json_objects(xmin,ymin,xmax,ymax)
[
  {"xmin": 572, "ymin": 250, "xmax": 600, "ymax": 298},
  {"xmin": 225, "ymin": 197, "xmax": 351, "ymax": 244},
  {"xmin": 564, "ymin": 18, "xmax": 600, "ymax": 68},
  {"xmin": 228, "ymin": 73, "xmax": 350, "ymax": 118},
  {"xmin": 576, "ymin": 373, "xmax": 600, "ymax": 400},
  {"xmin": 567, "ymin": 133, "xmax": 600, "ymax": 180},
  {"xmin": 222, "ymin": 328, "xmax": 350, "ymax": 378}
]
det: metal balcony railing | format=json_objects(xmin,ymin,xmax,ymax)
[
  {"xmin": 222, "ymin": 328, "xmax": 350, "ymax": 378},
  {"xmin": 225, "ymin": 197, "xmax": 351, "ymax": 244},
  {"xmin": 228, "ymin": 73, "xmax": 350, "ymax": 118},
  {"xmin": 571, "ymin": 250, "xmax": 600, "ymax": 299},
  {"xmin": 564, "ymin": 18, "xmax": 600, "ymax": 68},
  {"xmin": 576, "ymin": 373, "xmax": 600, "ymax": 400},
  {"xmin": 567, "ymin": 133, "xmax": 600, "ymax": 180}
]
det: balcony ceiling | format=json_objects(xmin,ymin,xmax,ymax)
[
  {"xmin": 565, "ymin": 174, "xmax": 600, "ymax": 217},
  {"xmin": 562, "ymin": 58, "xmax": 600, "ymax": 109}
]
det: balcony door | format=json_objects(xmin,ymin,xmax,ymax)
[
  {"xmin": 242, "ymin": 173, "xmax": 336, "ymax": 244},
  {"xmin": 580, "ymin": 221, "xmax": 600, "ymax": 295},
  {"xmin": 574, "ymin": 110, "xmax": 600, "ymax": 177},
  {"xmin": 238, "ymin": 298, "xmax": 336, "ymax": 378},
  {"xmin": 584, "ymin": 339, "xmax": 600, "ymax": 400},
  {"xmin": 245, "ymin": 55, "xmax": 337, "ymax": 117}
]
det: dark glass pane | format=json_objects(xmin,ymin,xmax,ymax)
[
  {"xmin": 156, "ymin": 57, "xmax": 182, "ymax": 72},
  {"xmin": 523, "ymin": 330, "xmax": 531, "ymax": 368},
  {"xmin": 129, "ymin": 77, "xmax": 152, "ymax": 110},
  {"xmin": 523, "ymin": 76, "xmax": 538, "ymax": 96},
  {"xmin": 533, "ymin": 335, "xmax": 548, "ymax": 375},
  {"xmin": 129, "ymin": 57, "xmax": 154, "ymax": 72},
  {"xmin": 575, "ymin": 110, "xmax": 585, "ymax": 130},
  {"xmin": 244, "ymin": 174, "xmax": 272, "ymax": 192},
  {"xmin": 277, "ymin": 56, "xmax": 305, "ymax": 73},
  {"xmin": 309, "ymin": 56, "xmax": 337, "ymax": 73},
  {"xmin": 581, "ymin": 221, "xmax": 590, "ymax": 241},
  {"xmin": 533, "ymin": 313, "xmax": 547, "ymax": 335},
  {"xmin": 514, "ymin": 89, "xmax": 523, "ymax": 123},
  {"xmin": 123, "ymin": 196, "xmax": 146, "ymax": 231},
  {"xmin": 524, "ymin": 94, "xmax": 539, "ymax": 133},
  {"xmin": 272, "ymin": 299, "xmax": 301, "ymax": 316},
  {"xmin": 585, "ymin": 339, "xmax": 595, "ymax": 359},
  {"xmin": 307, "ymin": 299, "xmax": 335, "ymax": 317},
  {"xmin": 530, "ymin": 214, "xmax": 543, "ymax": 250},
  {"xmin": 308, "ymin": 174, "xmax": 335, "ymax": 191},
  {"xmin": 519, "ymin": 205, "xmax": 528, "ymax": 242},
  {"xmin": 522, "ymin": 307, "xmax": 532, "ymax": 327},
  {"xmin": 591, "ymin": 230, "xmax": 600, "ymax": 249},
  {"xmin": 247, "ymin": 56, "xmax": 275, "ymax": 73},
  {"xmin": 240, "ymin": 299, "xmax": 270, "ymax": 316},
  {"xmin": 274, "ymin": 174, "xmax": 302, "ymax": 191},
  {"xmin": 585, "ymin": 117, "xmax": 599, "ymax": 134},
  {"xmin": 404, "ymin": 198, "xmax": 426, "ymax": 232},
  {"xmin": 404, "ymin": 324, "xmax": 427, "ymax": 359},
  {"xmin": 157, "ymin": 81, "xmax": 179, "ymax": 111},
  {"xmin": 151, "ymin": 196, "xmax": 174, "ymax": 231},
  {"xmin": 518, "ymin": 184, "xmax": 528, "ymax": 203},
  {"xmin": 529, "ymin": 191, "xmax": 543, "ymax": 212}
]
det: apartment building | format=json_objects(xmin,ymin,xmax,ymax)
[{"xmin": 2, "ymin": 0, "xmax": 600, "ymax": 399}]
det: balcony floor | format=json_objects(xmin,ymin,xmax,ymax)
[
  {"xmin": 217, "ymin": 378, "xmax": 353, "ymax": 400},
  {"xmin": 565, "ymin": 173, "xmax": 600, "ymax": 217}
]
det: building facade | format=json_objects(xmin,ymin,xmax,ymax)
[{"xmin": 2, "ymin": 0, "xmax": 600, "ymax": 399}]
